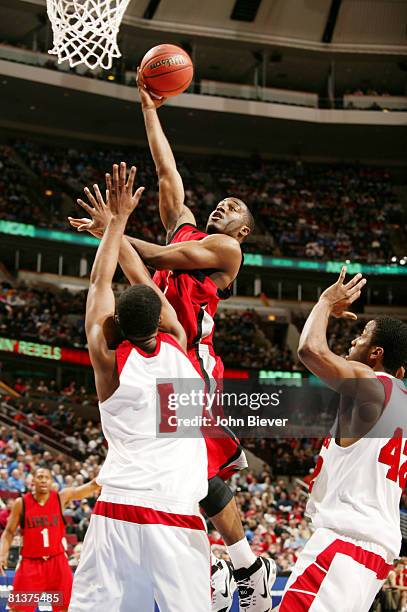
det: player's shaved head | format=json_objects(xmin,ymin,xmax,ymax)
[{"xmin": 117, "ymin": 285, "xmax": 162, "ymax": 340}]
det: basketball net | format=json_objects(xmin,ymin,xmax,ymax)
[{"xmin": 46, "ymin": 0, "xmax": 131, "ymax": 70}]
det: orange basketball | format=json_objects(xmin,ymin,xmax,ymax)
[{"xmin": 140, "ymin": 44, "xmax": 193, "ymax": 98}]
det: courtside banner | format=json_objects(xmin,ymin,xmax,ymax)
[{"xmin": 155, "ymin": 377, "xmax": 407, "ymax": 439}]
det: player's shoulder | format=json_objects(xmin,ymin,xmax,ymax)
[
  {"xmin": 10, "ymin": 496, "xmax": 23, "ymax": 515},
  {"xmin": 203, "ymin": 233, "xmax": 241, "ymax": 252},
  {"xmin": 159, "ymin": 332, "xmax": 186, "ymax": 354},
  {"xmin": 168, "ymin": 222, "xmax": 199, "ymax": 243},
  {"xmin": 345, "ymin": 361, "xmax": 378, "ymax": 377}
]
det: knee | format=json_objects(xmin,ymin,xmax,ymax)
[{"xmin": 200, "ymin": 476, "xmax": 233, "ymax": 517}]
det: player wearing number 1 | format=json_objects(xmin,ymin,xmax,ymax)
[
  {"xmin": 279, "ymin": 268, "xmax": 407, "ymax": 612},
  {"xmin": 0, "ymin": 467, "xmax": 100, "ymax": 612}
]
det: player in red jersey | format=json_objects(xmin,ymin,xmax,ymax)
[
  {"xmin": 0, "ymin": 467, "xmax": 100, "ymax": 612},
  {"xmin": 68, "ymin": 89, "xmax": 275, "ymax": 612}
]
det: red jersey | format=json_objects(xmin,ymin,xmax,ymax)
[
  {"xmin": 20, "ymin": 491, "xmax": 66, "ymax": 558},
  {"xmin": 153, "ymin": 224, "xmax": 241, "ymax": 351}
]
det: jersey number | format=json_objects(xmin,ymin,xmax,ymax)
[
  {"xmin": 378, "ymin": 428, "xmax": 407, "ymax": 489},
  {"xmin": 157, "ymin": 383, "xmax": 177, "ymax": 433},
  {"xmin": 40, "ymin": 527, "xmax": 49, "ymax": 548}
]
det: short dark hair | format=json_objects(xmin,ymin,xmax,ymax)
[
  {"xmin": 117, "ymin": 285, "xmax": 161, "ymax": 339},
  {"xmin": 242, "ymin": 205, "xmax": 255, "ymax": 234},
  {"xmin": 34, "ymin": 467, "xmax": 51, "ymax": 477},
  {"xmin": 371, "ymin": 316, "xmax": 407, "ymax": 373}
]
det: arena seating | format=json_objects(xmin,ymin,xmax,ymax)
[
  {"xmin": 0, "ymin": 141, "xmax": 404, "ymax": 262},
  {"xmin": 1, "ymin": 281, "xmax": 372, "ymax": 368},
  {"xmin": 1, "ymin": 281, "xmax": 296, "ymax": 368}
]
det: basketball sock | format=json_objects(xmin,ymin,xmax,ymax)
[{"xmin": 226, "ymin": 537, "xmax": 256, "ymax": 570}]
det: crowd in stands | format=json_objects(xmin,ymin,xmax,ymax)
[
  {"xmin": 214, "ymin": 309, "xmax": 295, "ymax": 370},
  {"xmin": 0, "ymin": 281, "xmax": 86, "ymax": 348},
  {"xmin": 0, "ymin": 280, "xmax": 297, "ymax": 369},
  {"xmin": 210, "ymin": 462, "xmax": 314, "ymax": 574},
  {"xmin": 0, "ymin": 419, "xmax": 319, "ymax": 572},
  {"xmin": 0, "ymin": 140, "xmax": 404, "ymax": 263},
  {"xmin": 0, "ymin": 424, "xmax": 101, "ymax": 561},
  {"xmin": 1, "ymin": 373, "xmax": 101, "ymax": 460},
  {"xmin": 0, "ymin": 372, "xmax": 406, "ymax": 591},
  {"xmin": 292, "ymin": 311, "xmax": 365, "ymax": 358}
]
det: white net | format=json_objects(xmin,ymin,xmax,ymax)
[{"xmin": 46, "ymin": 0, "xmax": 131, "ymax": 70}]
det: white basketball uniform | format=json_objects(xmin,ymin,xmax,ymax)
[
  {"xmin": 280, "ymin": 372, "xmax": 407, "ymax": 612},
  {"xmin": 69, "ymin": 333, "xmax": 210, "ymax": 612}
]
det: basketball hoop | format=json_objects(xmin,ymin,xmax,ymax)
[{"xmin": 46, "ymin": 0, "xmax": 131, "ymax": 70}]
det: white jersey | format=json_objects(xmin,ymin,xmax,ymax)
[
  {"xmin": 307, "ymin": 371, "xmax": 407, "ymax": 558},
  {"xmin": 96, "ymin": 332, "xmax": 208, "ymax": 513}
]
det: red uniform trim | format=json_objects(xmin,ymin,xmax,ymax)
[
  {"xmin": 116, "ymin": 336, "xmax": 164, "ymax": 374},
  {"xmin": 168, "ymin": 222, "xmax": 198, "ymax": 244},
  {"xmin": 377, "ymin": 375, "xmax": 393, "ymax": 409},
  {"xmin": 93, "ymin": 500, "xmax": 206, "ymax": 531},
  {"xmin": 280, "ymin": 538, "xmax": 392, "ymax": 611},
  {"xmin": 159, "ymin": 332, "xmax": 187, "ymax": 354},
  {"xmin": 115, "ymin": 341, "xmax": 133, "ymax": 376}
]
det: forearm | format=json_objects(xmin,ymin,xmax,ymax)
[
  {"xmin": 119, "ymin": 237, "xmax": 154, "ymax": 285},
  {"xmin": 125, "ymin": 235, "xmax": 226, "ymax": 271},
  {"xmin": 143, "ymin": 108, "xmax": 176, "ymax": 176},
  {"xmin": 298, "ymin": 298, "xmax": 331, "ymax": 355},
  {"xmin": 120, "ymin": 238, "xmax": 185, "ymax": 342},
  {"xmin": 90, "ymin": 217, "xmax": 128, "ymax": 285},
  {"xmin": 74, "ymin": 479, "xmax": 100, "ymax": 500},
  {"xmin": 125, "ymin": 236, "xmax": 169, "ymax": 266},
  {"xmin": 0, "ymin": 531, "xmax": 13, "ymax": 559}
]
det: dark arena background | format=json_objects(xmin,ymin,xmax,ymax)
[{"xmin": 0, "ymin": 0, "xmax": 406, "ymax": 610}]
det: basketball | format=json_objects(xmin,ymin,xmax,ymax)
[{"xmin": 140, "ymin": 44, "xmax": 193, "ymax": 98}]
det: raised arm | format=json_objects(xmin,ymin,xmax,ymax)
[
  {"xmin": 138, "ymin": 80, "xmax": 195, "ymax": 235},
  {"xmin": 85, "ymin": 165, "xmax": 144, "ymax": 401},
  {"xmin": 72, "ymin": 171, "xmax": 186, "ymax": 348},
  {"xmin": 298, "ymin": 267, "xmax": 369, "ymax": 387}
]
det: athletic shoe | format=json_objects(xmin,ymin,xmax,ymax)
[
  {"xmin": 234, "ymin": 557, "xmax": 276, "ymax": 611},
  {"xmin": 211, "ymin": 557, "xmax": 237, "ymax": 612}
]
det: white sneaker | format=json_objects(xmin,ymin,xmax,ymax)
[
  {"xmin": 211, "ymin": 557, "xmax": 237, "ymax": 612},
  {"xmin": 234, "ymin": 557, "xmax": 276, "ymax": 611}
]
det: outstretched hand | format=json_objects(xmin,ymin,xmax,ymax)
[
  {"xmin": 68, "ymin": 182, "xmax": 111, "ymax": 238},
  {"xmin": 106, "ymin": 162, "xmax": 144, "ymax": 218},
  {"xmin": 68, "ymin": 163, "xmax": 144, "ymax": 236},
  {"xmin": 319, "ymin": 266, "xmax": 367, "ymax": 320}
]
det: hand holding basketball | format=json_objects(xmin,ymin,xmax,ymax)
[
  {"xmin": 139, "ymin": 44, "xmax": 193, "ymax": 99},
  {"xmin": 137, "ymin": 68, "xmax": 167, "ymax": 111}
]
